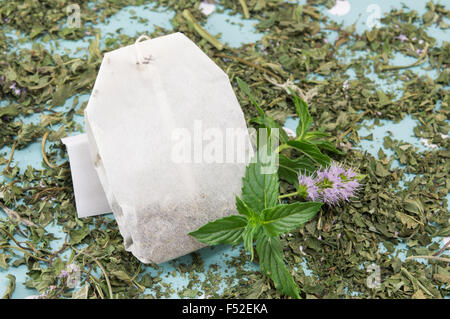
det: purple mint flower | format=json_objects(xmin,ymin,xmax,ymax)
[
  {"xmin": 9, "ymin": 82, "xmax": 16, "ymax": 90},
  {"xmin": 299, "ymin": 163, "xmax": 360, "ymax": 206},
  {"xmin": 314, "ymin": 169, "xmax": 342, "ymax": 205},
  {"xmin": 396, "ymin": 34, "xmax": 408, "ymax": 42},
  {"xmin": 298, "ymin": 175, "xmax": 320, "ymax": 201},
  {"xmin": 321, "ymin": 186, "xmax": 341, "ymax": 205},
  {"xmin": 328, "ymin": 163, "xmax": 346, "ymax": 178},
  {"xmin": 343, "ymin": 166, "xmax": 357, "ymax": 179},
  {"xmin": 340, "ymin": 180, "xmax": 359, "ymax": 201},
  {"xmin": 316, "ymin": 169, "xmax": 342, "ymax": 186},
  {"xmin": 58, "ymin": 270, "xmax": 69, "ymax": 278}
]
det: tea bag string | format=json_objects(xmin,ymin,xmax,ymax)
[{"xmin": 134, "ymin": 34, "xmax": 151, "ymax": 65}]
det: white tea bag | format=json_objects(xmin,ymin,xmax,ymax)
[{"xmin": 85, "ymin": 32, "xmax": 253, "ymax": 264}]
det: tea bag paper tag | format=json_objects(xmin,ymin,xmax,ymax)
[{"xmin": 62, "ymin": 134, "xmax": 111, "ymax": 218}]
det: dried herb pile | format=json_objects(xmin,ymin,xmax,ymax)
[{"xmin": 0, "ymin": 0, "xmax": 448, "ymax": 299}]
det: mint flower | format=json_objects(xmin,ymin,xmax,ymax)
[
  {"xmin": 298, "ymin": 163, "xmax": 360, "ymax": 206},
  {"xmin": 298, "ymin": 175, "xmax": 319, "ymax": 201}
]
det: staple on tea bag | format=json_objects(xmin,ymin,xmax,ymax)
[{"xmin": 85, "ymin": 32, "xmax": 253, "ymax": 264}]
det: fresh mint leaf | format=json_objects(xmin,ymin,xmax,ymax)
[
  {"xmin": 243, "ymin": 224, "xmax": 259, "ymax": 261},
  {"xmin": 304, "ymin": 131, "xmax": 330, "ymax": 139},
  {"xmin": 286, "ymin": 140, "xmax": 330, "ymax": 167},
  {"xmin": 256, "ymin": 234, "xmax": 300, "ymax": 299},
  {"xmin": 309, "ymin": 139, "xmax": 343, "ymax": 155},
  {"xmin": 261, "ymin": 202, "xmax": 323, "ymax": 237},
  {"xmin": 291, "ymin": 91, "xmax": 312, "ymax": 140},
  {"xmin": 189, "ymin": 215, "xmax": 248, "ymax": 246},
  {"xmin": 242, "ymin": 154, "xmax": 279, "ymax": 213},
  {"xmin": 305, "ymin": 131, "xmax": 343, "ymax": 155},
  {"xmin": 278, "ymin": 154, "xmax": 315, "ymax": 185},
  {"xmin": 236, "ymin": 195, "xmax": 255, "ymax": 217}
]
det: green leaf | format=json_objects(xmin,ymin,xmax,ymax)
[
  {"xmin": 304, "ymin": 131, "xmax": 343, "ymax": 155},
  {"xmin": 0, "ymin": 105, "xmax": 20, "ymax": 118},
  {"xmin": 189, "ymin": 215, "xmax": 248, "ymax": 245},
  {"xmin": 291, "ymin": 91, "xmax": 312, "ymax": 140},
  {"xmin": 395, "ymin": 211, "xmax": 420, "ymax": 229},
  {"xmin": 278, "ymin": 154, "xmax": 315, "ymax": 185},
  {"xmin": 52, "ymin": 84, "xmax": 74, "ymax": 107},
  {"xmin": 242, "ymin": 154, "xmax": 279, "ymax": 213},
  {"xmin": 243, "ymin": 224, "xmax": 259, "ymax": 261},
  {"xmin": 237, "ymin": 77, "xmax": 264, "ymax": 116},
  {"xmin": 69, "ymin": 225, "xmax": 90, "ymax": 245},
  {"xmin": 256, "ymin": 235, "xmax": 300, "ymax": 299},
  {"xmin": 286, "ymin": 140, "xmax": 330, "ymax": 166},
  {"xmin": 310, "ymin": 139, "xmax": 343, "ymax": 154},
  {"xmin": 236, "ymin": 195, "xmax": 254, "ymax": 217},
  {"xmin": 111, "ymin": 270, "xmax": 132, "ymax": 282},
  {"xmin": 30, "ymin": 26, "xmax": 45, "ymax": 39},
  {"xmin": 304, "ymin": 131, "xmax": 330, "ymax": 138},
  {"xmin": 252, "ymin": 116, "xmax": 290, "ymax": 144},
  {"xmin": 262, "ymin": 202, "xmax": 322, "ymax": 236},
  {"xmin": 1, "ymin": 274, "xmax": 15, "ymax": 299}
]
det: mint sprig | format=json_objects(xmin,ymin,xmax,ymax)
[
  {"xmin": 189, "ymin": 79, "xmax": 340, "ymax": 298},
  {"xmin": 190, "ymin": 152, "xmax": 322, "ymax": 298}
]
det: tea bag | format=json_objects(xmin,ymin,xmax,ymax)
[{"xmin": 85, "ymin": 32, "xmax": 253, "ymax": 264}]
